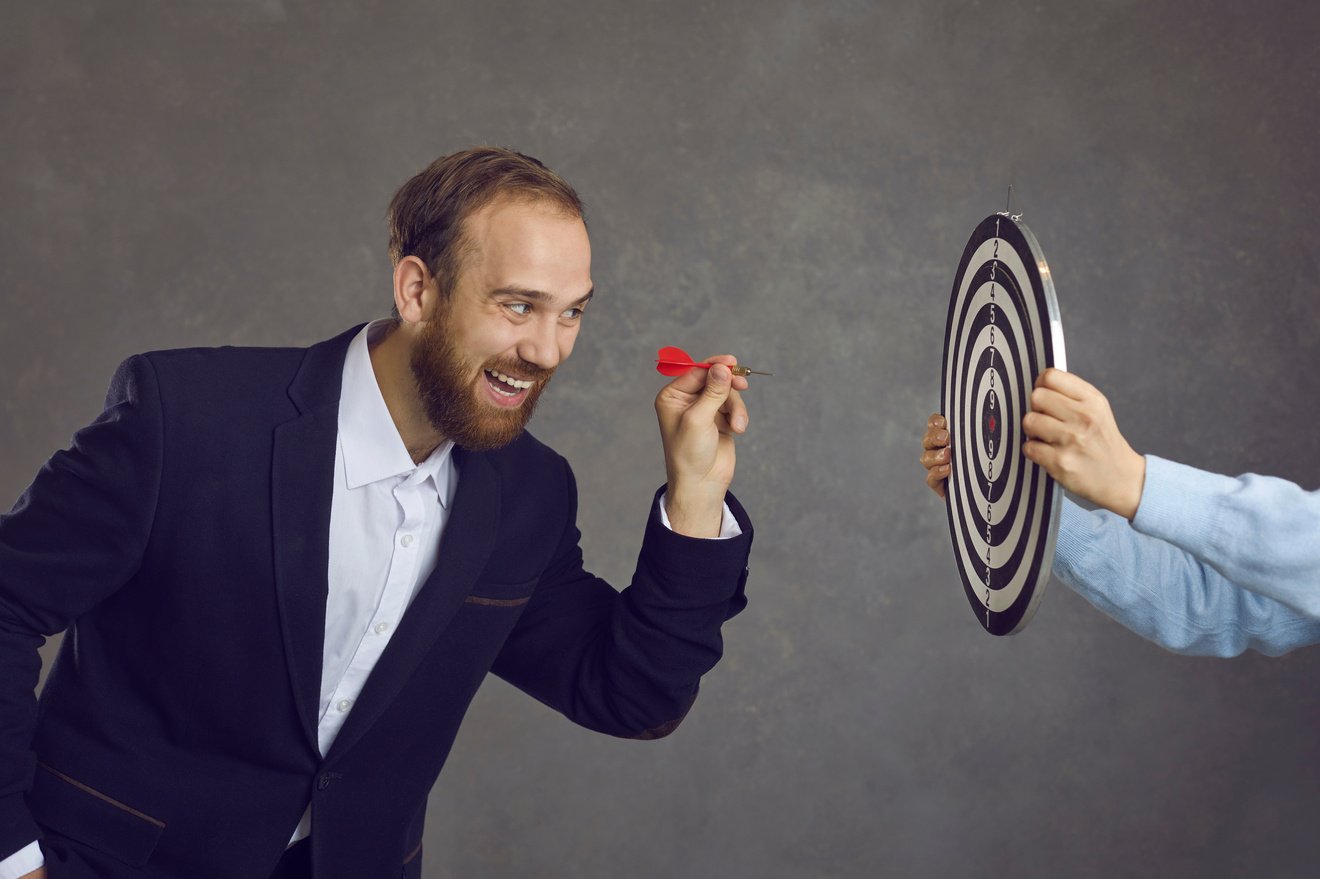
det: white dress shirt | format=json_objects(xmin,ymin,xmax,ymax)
[
  {"xmin": 286, "ymin": 319, "xmax": 458, "ymax": 845},
  {"xmin": 0, "ymin": 319, "xmax": 739, "ymax": 876}
]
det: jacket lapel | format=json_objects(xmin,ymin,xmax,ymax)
[
  {"xmin": 271, "ymin": 326, "xmax": 361, "ymax": 754},
  {"xmin": 325, "ymin": 447, "xmax": 501, "ymax": 761}
]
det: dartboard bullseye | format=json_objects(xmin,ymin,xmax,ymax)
[{"xmin": 940, "ymin": 213, "xmax": 1067, "ymax": 635}]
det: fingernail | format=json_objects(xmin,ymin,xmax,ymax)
[
  {"xmin": 712, "ymin": 364, "xmax": 729, "ymax": 381},
  {"xmin": 937, "ymin": 431, "xmax": 948, "ymax": 442},
  {"xmin": 735, "ymin": 415, "xmax": 748, "ymax": 431}
]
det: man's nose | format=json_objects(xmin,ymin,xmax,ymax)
[{"xmin": 516, "ymin": 318, "xmax": 563, "ymax": 371}]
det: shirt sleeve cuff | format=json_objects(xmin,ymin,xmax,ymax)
[
  {"xmin": 0, "ymin": 841, "xmax": 44, "ymax": 879},
  {"xmin": 1132, "ymin": 454, "xmax": 1236, "ymax": 548},
  {"xmin": 656, "ymin": 491, "xmax": 743, "ymax": 540}
]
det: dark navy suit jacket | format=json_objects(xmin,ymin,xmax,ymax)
[{"xmin": 0, "ymin": 326, "xmax": 753, "ymax": 879}]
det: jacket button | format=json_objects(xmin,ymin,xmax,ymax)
[{"xmin": 318, "ymin": 772, "xmax": 341, "ymax": 791}]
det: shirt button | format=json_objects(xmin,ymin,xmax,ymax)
[
  {"xmin": 374, "ymin": 621, "xmax": 391, "ymax": 635},
  {"xmin": 337, "ymin": 699, "xmax": 352, "ymax": 713},
  {"xmin": 400, "ymin": 534, "xmax": 414, "ymax": 547}
]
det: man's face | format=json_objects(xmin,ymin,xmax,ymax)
[{"xmin": 410, "ymin": 198, "xmax": 593, "ymax": 451}]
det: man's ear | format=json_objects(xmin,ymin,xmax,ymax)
[{"xmin": 393, "ymin": 256, "xmax": 436, "ymax": 323}]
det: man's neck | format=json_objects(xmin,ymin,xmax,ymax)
[{"xmin": 368, "ymin": 323, "xmax": 447, "ymax": 465}]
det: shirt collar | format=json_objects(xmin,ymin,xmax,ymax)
[{"xmin": 338, "ymin": 320, "xmax": 455, "ymax": 505}]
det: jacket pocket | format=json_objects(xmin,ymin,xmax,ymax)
[
  {"xmin": 30, "ymin": 763, "xmax": 164, "ymax": 867},
  {"xmin": 464, "ymin": 576, "xmax": 537, "ymax": 607}
]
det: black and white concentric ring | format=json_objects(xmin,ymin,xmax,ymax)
[{"xmin": 940, "ymin": 215, "xmax": 1067, "ymax": 635}]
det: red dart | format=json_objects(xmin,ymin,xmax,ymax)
[{"xmin": 655, "ymin": 346, "xmax": 771, "ymax": 377}]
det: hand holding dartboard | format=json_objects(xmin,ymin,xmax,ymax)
[{"xmin": 940, "ymin": 213, "xmax": 1067, "ymax": 635}]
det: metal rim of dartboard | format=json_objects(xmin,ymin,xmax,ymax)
[{"xmin": 940, "ymin": 212, "xmax": 1067, "ymax": 636}]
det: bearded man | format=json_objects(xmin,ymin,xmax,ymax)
[{"xmin": 0, "ymin": 148, "xmax": 755, "ymax": 879}]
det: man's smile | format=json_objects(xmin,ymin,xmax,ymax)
[{"xmin": 482, "ymin": 368, "xmax": 533, "ymax": 407}]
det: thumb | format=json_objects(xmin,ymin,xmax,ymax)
[{"xmin": 688, "ymin": 363, "xmax": 733, "ymax": 420}]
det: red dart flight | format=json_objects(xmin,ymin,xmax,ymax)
[
  {"xmin": 655, "ymin": 346, "xmax": 708, "ymax": 377},
  {"xmin": 654, "ymin": 346, "xmax": 771, "ymax": 378}
]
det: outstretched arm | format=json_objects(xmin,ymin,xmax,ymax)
[
  {"xmin": 1053, "ymin": 500, "xmax": 1320, "ymax": 657},
  {"xmin": 921, "ymin": 408, "xmax": 1320, "ymax": 656},
  {"xmin": 1022, "ymin": 368, "xmax": 1320, "ymax": 619}
]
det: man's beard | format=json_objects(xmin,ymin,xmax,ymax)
[{"xmin": 409, "ymin": 311, "xmax": 554, "ymax": 452}]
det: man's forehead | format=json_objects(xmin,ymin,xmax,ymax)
[
  {"xmin": 466, "ymin": 197, "xmax": 587, "ymax": 245},
  {"xmin": 462, "ymin": 199, "xmax": 591, "ymax": 297}
]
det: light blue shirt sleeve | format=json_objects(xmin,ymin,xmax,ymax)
[{"xmin": 1051, "ymin": 455, "xmax": 1320, "ymax": 657}]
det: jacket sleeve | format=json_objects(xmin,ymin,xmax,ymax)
[
  {"xmin": 0, "ymin": 355, "xmax": 163, "ymax": 856},
  {"xmin": 490, "ymin": 459, "xmax": 753, "ymax": 739},
  {"xmin": 1053, "ymin": 498, "xmax": 1320, "ymax": 657}
]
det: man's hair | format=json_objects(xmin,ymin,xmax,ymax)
[{"xmin": 387, "ymin": 146, "xmax": 584, "ymax": 299}]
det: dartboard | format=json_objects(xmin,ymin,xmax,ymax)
[{"xmin": 940, "ymin": 212, "xmax": 1067, "ymax": 635}]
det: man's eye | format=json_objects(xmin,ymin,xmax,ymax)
[
  {"xmin": 506, "ymin": 303, "xmax": 532, "ymax": 316},
  {"xmin": 562, "ymin": 307, "xmax": 584, "ymax": 320}
]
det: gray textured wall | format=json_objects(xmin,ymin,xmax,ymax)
[{"xmin": 4, "ymin": 1, "xmax": 1319, "ymax": 877}]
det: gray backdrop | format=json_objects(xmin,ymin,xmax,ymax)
[{"xmin": 4, "ymin": 1, "xmax": 1319, "ymax": 877}]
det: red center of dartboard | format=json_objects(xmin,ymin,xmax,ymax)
[{"xmin": 988, "ymin": 415, "xmax": 997, "ymax": 433}]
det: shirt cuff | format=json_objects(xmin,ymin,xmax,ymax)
[
  {"xmin": 657, "ymin": 491, "xmax": 743, "ymax": 539},
  {"xmin": 1131, "ymin": 454, "xmax": 1235, "ymax": 547},
  {"xmin": 0, "ymin": 841, "xmax": 43, "ymax": 879}
]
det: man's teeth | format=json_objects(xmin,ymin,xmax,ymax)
[{"xmin": 486, "ymin": 370, "xmax": 533, "ymax": 391}]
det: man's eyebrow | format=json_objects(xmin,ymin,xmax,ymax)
[{"xmin": 490, "ymin": 286, "xmax": 595, "ymax": 307}]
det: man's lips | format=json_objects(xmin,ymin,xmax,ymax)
[{"xmin": 481, "ymin": 369, "xmax": 531, "ymax": 408}]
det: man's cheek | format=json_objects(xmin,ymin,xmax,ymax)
[{"xmin": 559, "ymin": 329, "xmax": 580, "ymax": 361}]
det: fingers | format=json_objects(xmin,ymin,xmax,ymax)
[
  {"xmin": 1027, "ymin": 381, "xmax": 1116, "ymax": 442},
  {"xmin": 1027, "ymin": 386, "xmax": 1077, "ymax": 421},
  {"xmin": 703, "ymin": 353, "xmax": 750, "ymax": 391},
  {"xmin": 659, "ymin": 363, "xmax": 714, "ymax": 398},
  {"xmin": 661, "ymin": 354, "xmax": 748, "ymax": 397},
  {"xmin": 921, "ymin": 414, "xmax": 952, "ymax": 473},
  {"xmin": 720, "ymin": 387, "xmax": 749, "ymax": 433},
  {"xmin": 1021, "ymin": 410, "xmax": 1068, "ymax": 444},
  {"xmin": 684, "ymin": 362, "xmax": 735, "ymax": 424},
  {"xmin": 683, "ymin": 352, "xmax": 750, "ymax": 423},
  {"xmin": 921, "ymin": 446, "xmax": 951, "ymax": 469},
  {"xmin": 923, "ymin": 413, "xmax": 950, "ymax": 451},
  {"xmin": 925, "ymin": 461, "xmax": 950, "ymax": 498},
  {"xmin": 1021, "ymin": 439, "xmax": 1058, "ymax": 473},
  {"xmin": 921, "ymin": 413, "xmax": 951, "ymax": 496},
  {"xmin": 1035, "ymin": 367, "xmax": 1096, "ymax": 402}
]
